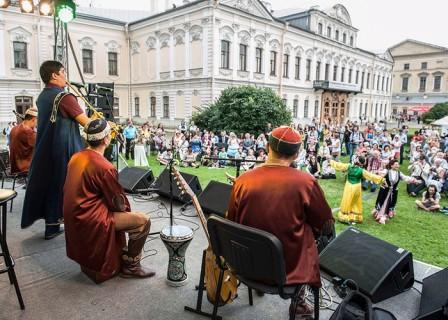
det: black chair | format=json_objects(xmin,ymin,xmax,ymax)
[
  {"xmin": 0, "ymin": 189, "xmax": 25, "ymax": 310},
  {"xmin": 206, "ymin": 215, "xmax": 319, "ymax": 320},
  {"xmin": 0, "ymin": 154, "xmax": 27, "ymax": 212}
]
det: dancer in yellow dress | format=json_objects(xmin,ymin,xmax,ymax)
[{"xmin": 331, "ymin": 156, "xmax": 384, "ymax": 224}]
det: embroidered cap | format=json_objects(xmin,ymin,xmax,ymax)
[
  {"xmin": 25, "ymin": 107, "xmax": 38, "ymax": 117},
  {"xmin": 85, "ymin": 119, "xmax": 111, "ymax": 142},
  {"xmin": 268, "ymin": 126, "xmax": 302, "ymax": 156}
]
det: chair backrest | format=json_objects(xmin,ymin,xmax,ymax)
[
  {"xmin": 0, "ymin": 151, "xmax": 9, "ymax": 174},
  {"xmin": 207, "ymin": 215, "xmax": 287, "ymax": 287}
]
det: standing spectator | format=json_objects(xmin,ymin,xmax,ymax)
[
  {"xmin": 123, "ymin": 121, "xmax": 137, "ymax": 160},
  {"xmin": 349, "ymin": 125, "xmax": 363, "ymax": 160},
  {"xmin": 399, "ymin": 129, "xmax": 408, "ymax": 164}
]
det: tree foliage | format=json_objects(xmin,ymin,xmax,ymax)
[
  {"xmin": 191, "ymin": 86, "xmax": 292, "ymax": 135},
  {"xmin": 422, "ymin": 102, "xmax": 448, "ymax": 123}
]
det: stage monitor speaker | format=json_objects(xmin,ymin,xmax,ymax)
[
  {"xmin": 118, "ymin": 167, "xmax": 154, "ymax": 193},
  {"xmin": 319, "ymin": 227, "xmax": 414, "ymax": 303},
  {"xmin": 153, "ymin": 168, "xmax": 202, "ymax": 203},
  {"xmin": 197, "ymin": 181, "xmax": 232, "ymax": 217},
  {"xmin": 416, "ymin": 268, "xmax": 448, "ymax": 320}
]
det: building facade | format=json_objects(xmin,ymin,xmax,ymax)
[
  {"xmin": 0, "ymin": 0, "xmax": 393, "ymax": 127},
  {"xmin": 389, "ymin": 39, "xmax": 448, "ymax": 118}
]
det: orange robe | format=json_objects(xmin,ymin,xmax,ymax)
[
  {"xmin": 63, "ymin": 149, "xmax": 128, "ymax": 282},
  {"xmin": 9, "ymin": 123, "xmax": 36, "ymax": 174},
  {"xmin": 227, "ymin": 165, "xmax": 333, "ymax": 287}
]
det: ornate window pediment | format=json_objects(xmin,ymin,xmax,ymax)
[
  {"xmin": 238, "ymin": 30, "xmax": 251, "ymax": 45},
  {"xmin": 269, "ymin": 39, "xmax": 280, "ymax": 51},
  {"xmin": 284, "ymin": 43, "xmax": 293, "ymax": 54},
  {"xmin": 400, "ymin": 73, "xmax": 411, "ymax": 78},
  {"xmin": 8, "ymin": 26, "xmax": 32, "ymax": 43},
  {"xmin": 190, "ymin": 25, "xmax": 203, "ymax": 42},
  {"xmin": 78, "ymin": 36, "xmax": 97, "ymax": 50},
  {"xmin": 146, "ymin": 36, "xmax": 157, "ymax": 51},
  {"xmin": 174, "ymin": 29, "xmax": 185, "ymax": 46},
  {"xmin": 159, "ymin": 33, "xmax": 170, "ymax": 49},
  {"xmin": 254, "ymin": 35, "xmax": 266, "ymax": 47},
  {"xmin": 305, "ymin": 48, "xmax": 315, "ymax": 58},
  {"xmin": 131, "ymin": 41, "xmax": 140, "ymax": 55},
  {"xmin": 105, "ymin": 40, "xmax": 121, "ymax": 53},
  {"xmin": 220, "ymin": 26, "xmax": 234, "ymax": 42}
]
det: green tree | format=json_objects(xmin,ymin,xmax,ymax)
[
  {"xmin": 422, "ymin": 102, "xmax": 448, "ymax": 123},
  {"xmin": 192, "ymin": 86, "xmax": 292, "ymax": 135}
]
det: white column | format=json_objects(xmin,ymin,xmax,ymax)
[
  {"xmin": 232, "ymin": 28, "xmax": 238, "ymax": 78},
  {"xmin": 155, "ymin": 32, "xmax": 160, "ymax": 81},
  {"xmin": 169, "ymin": 27, "xmax": 174, "ymax": 79},
  {"xmin": 0, "ymin": 20, "xmax": 5, "ymax": 77},
  {"xmin": 264, "ymin": 42, "xmax": 269, "ymax": 81},
  {"xmin": 184, "ymin": 23, "xmax": 190, "ymax": 78},
  {"xmin": 202, "ymin": 18, "xmax": 209, "ymax": 77},
  {"xmin": 248, "ymin": 32, "xmax": 255, "ymax": 80}
]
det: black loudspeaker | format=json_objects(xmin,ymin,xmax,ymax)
[
  {"xmin": 118, "ymin": 167, "xmax": 154, "ymax": 193},
  {"xmin": 416, "ymin": 268, "xmax": 448, "ymax": 320},
  {"xmin": 320, "ymin": 227, "xmax": 414, "ymax": 303},
  {"xmin": 153, "ymin": 168, "xmax": 202, "ymax": 203},
  {"xmin": 197, "ymin": 181, "xmax": 232, "ymax": 217}
]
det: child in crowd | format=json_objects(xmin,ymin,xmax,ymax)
[{"xmin": 218, "ymin": 147, "xmax": 228, "ymax": 168}]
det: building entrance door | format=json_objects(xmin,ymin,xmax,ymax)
[{"xmin": 321, "ymin": 91, "xmax": 347, "ymax": 124}]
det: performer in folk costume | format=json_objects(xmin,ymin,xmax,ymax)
[
  {"xmin": 228, "ymin": 126, "xmax": 333, "ymax": 318},
  {"xmin": 63, "ymin": 119, "xmax": 156, "ymax": 283},
  {"xmin": 372, "ymin": 159, "xmax": 417, "ymax": 224},
  {"xmin": 331, "ymin": 156, "xmax": 384, "ymax": 224}
]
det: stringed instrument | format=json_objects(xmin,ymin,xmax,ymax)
[{"xmin": 172, "ymin": 167, "xmax": 238, "ymax": 306}]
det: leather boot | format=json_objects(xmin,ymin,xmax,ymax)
[{"xmin": 121, "ymin": 220, "xmax": 156, "ymax": 278}]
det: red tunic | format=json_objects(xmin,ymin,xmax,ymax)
[
  {"xmin": 227, "ymin": 165, "xmax": 333, "ymax": 287},
  {"xmin": 9, "ymin": 123, "xmax": 36, "ymax": 174},
  {"xmin": 63, "ymin": 149, "xmax": 128, "ymax": 282}
]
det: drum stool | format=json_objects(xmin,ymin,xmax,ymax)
[{"xmin": 0, "ymin": 189, "xmax": 25, "ymax": 309}]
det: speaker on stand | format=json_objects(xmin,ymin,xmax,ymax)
[
  {"xmin": 197, "ymin": 181, "xmax": 232, "ymax": 217},
  {"xmin": 415, "ymin": 268, "xmax": 448, "ymax": 320},
  {"xmin": 152, "ymin": 168, "xmax": 202, "ymax": 203},
  {"xmin": 118, "ymin": 167, "xmax": 154, "ymax": 193}
]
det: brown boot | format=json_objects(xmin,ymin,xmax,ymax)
[{"xmin": 120, "ymin": 220, "xmax": 156, "ymax": 279}]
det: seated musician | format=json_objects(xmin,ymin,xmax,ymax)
[
  {"xmin": 9, "ymin": 107, "xmax": 38, "ymax": 174},
  {"xmin": 63, "ymin": 119, "xmax": 156, "ymax": 283},
  {"xmin": 227, "ymin": 126, "xmax": 334, "ymax": 318}
]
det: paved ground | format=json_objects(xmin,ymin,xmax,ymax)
[{"xmin": 0, "ymin": 181, "xmax": 441, "ymax": 320}]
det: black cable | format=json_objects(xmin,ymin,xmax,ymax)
[{"xmin": 412, "ymin": 286, "xmax": 422, "ymax": 295}]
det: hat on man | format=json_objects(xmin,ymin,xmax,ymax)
[
  {"xmin": 268, "ymin": 126, "xmax": 302, "ymax": 156},
  {"xmin": 25, "ymin": 107, "xmax": 38, "ymax": 117},
  {"xmin": 85, "ymin": 119, "xmax": 111, "ymax": 142}
]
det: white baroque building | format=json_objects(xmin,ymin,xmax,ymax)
[{"xmin": 0, "ymin": 0, "xmax": 393, "ymax": 126}]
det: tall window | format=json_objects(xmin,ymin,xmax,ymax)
[
  {"xmin": 333, "ymin": 65, "xmax": 338, "ymax": 81},
  {"xmin": 421, "ymin": 62, "xmax": 427, "ymax": 70},
  {"xmin": 386, "ymin": 77, "xmax": 389, "ymax": 92},
  {"xmin": 293, "ymin": 99, "xmax": 298, "ymax": 118},
  {"xmin": 350, "ymin": 36, "xmax": 354, "ymax": 47},
  {"xmin": 327, "ymin": 26, "xmax": 331, "ymax": 37},
  {"xmin": 343, "ymin": 33, "xmax": 347, "ymax": 44},
  {"xmin": 108, "ymin": 52, "xmax": 118, "ymax": 76},
  {"xmin": 314, "ymin": 100, "xmax": 319, "ymax": 117},
  {"xmin": 366, "ymin": 73, "xmax": 370, "ymax": 89},
  {"xmin": 306, "ymin": 59, "xmax": 311, "ymax": 81},
  {"xmin": 221, "ymin": 40, "xmax": 230, "ymax": 69},
  {"xmin": 434, "ymin": 75, "xmax": 442, "ymax": 91},
  {"xmin": 134, "ymin": 97, "xmax": 140, "ymax": 117},
  {"xmin": 163, "ymin": 96, "xmax": 169, "ymax": 118},
  {"xmin": 316, "ymin": 61, "xmax": 321, "ymax": 80},
  {"xmin": 255, "ymin": 48, "xmax": 263, "ymax": 73},
  {"xmin": 335, "ymin": 30, "xmax": 339, "ymax": 41},
  {"xmin": 13, "ymin": 42, "xmax": 27, "ymax": 69},
  {"xmin": 341, "ymin": 67, "xmax": 345, "ymax": 82},
  {"xmin": 404, "ymin": 63, "xmax": 410, "ymax": 70},
  {"xmin": 325, "ymin": 63, "xmax": 330, "ymax": 81},
  {"xmin": 419, "ymin": 76, "xmax": 427, "ymax": 92},
  {"xmin": 295, "ymin": 56, "xmax": 301, "ymax": 80},
  {"xmin": 82, "ymin": 49, "xmax": 93, "ymax": 74},
  {"xmin": 270, "ymin": 51, "xmax": 277, "ymax": 76},
  {"xmin": 355, "ymin": 70, "xmax": 359, "ymax": 84},
  {"xmin": 361, "ymin": 71, "xmax": 365, "ymax": 87},
  {"xmin": 348, "ymin": 69, "xmax": 353, "ymax": 83},
  {"xmin": 402, "ymin": 77, "xmax": 409, "ymax": 92},
  {"xmin": 304, "ymin": 100, "xmax": 309, "ymax": 118},
  {"xmin": 150, "ymin": 96, "xmax": 156, "ymax": 117},
  {"xmin": 239, "ymin": 44, "xmax": 247, "ymax": 71},
  {"xmin": 318, "ymin": 23, "xmax": 323, "ymax": 35},
  {"xmin": 283, "ymin": 54, "xmax": 289, "ymax": 78},
  {"xmin": 381, "ymin": 76, "xmax": 385, "ymax": 91},
  {"xmin": 377, "ymin": 75, "xmax": 380, "ymax": 90},
  {"xmin": 113, "ymin": 97, "xmax": 119, "ymax": 117}
]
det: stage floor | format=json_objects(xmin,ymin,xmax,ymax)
[{"xmin": 0, "ymin": 185, "xmax": 441, "ymax": 320}]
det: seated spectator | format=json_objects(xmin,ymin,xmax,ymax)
[
  {"xmin": 182, "ymin": 147, "xmax": 198, "ymax": 168},
  {"xmin": 227, "ymin": 132, "xmax": 239, "ymax": 158},
  {"xmin": 201, "ymin": 147, "xmax": 213, "ymax": 167},
  {"xmin": 218, "ymin": 147, "xmax": 228, "ymax": 168},
  {"xmin": 415, "ymin": 185, "xmax": 441, "ymax": 212},
  {"xmin": 242, "ymin": 149, "xmax": 256, "ymax": 171},
  {"xmin": 321, "ymin": 156, "xmax": 336, "ymax": 179},
  {"xmin": 307, "ymin": 155, "xmax": 321, "ymax": 178},
  {"xmin": 256, "ymin": 148, "xmax": 267, "ymax": 162},
  {"xmin": 255, "ymin": 133, "xmax": 267, "ymax": 151},
  {"xmin": 157, "ymin": 148, "xmax": 173, "ymax": 165}
]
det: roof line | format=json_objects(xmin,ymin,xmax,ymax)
[
  {"xmin": 389, "ymin": 39, "xmax": 448, "ymax": 52},
  {"xmin": 77, "ymin": 13, "xmax": 127, "ymax": 26}
]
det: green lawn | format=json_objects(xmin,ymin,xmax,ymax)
[{"xmin": 125, "ymin": 154, "xmax": 448, "ymax": 268}]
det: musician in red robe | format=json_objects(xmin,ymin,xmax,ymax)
[
  {"xmin": 9, "ymin": 107, "xmax": 38, "ymax": 174},
  {"xmin": 63, "ymin": 119, "xmax": 156, "ymax": 283},
  {"xmin": 227, "ymin": 126, "xmax": 334, "ymax": 318}
]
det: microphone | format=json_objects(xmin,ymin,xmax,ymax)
[
  {"xmin": 70, "ymin": 81, "xmax": 88, "ymax": 90},
  {"xmin": 95, "ymin": 84, "xmax": 114, "ymax": 92}
]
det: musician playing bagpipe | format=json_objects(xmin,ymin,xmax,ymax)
[
  {"xmin": 21, "ymin": 60, "xmax": 91, "ymax": 240},
  {"xmin": 226, "ymin": 126, "xmax": 334, "ymax": 318}
]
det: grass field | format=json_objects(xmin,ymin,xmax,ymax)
[{"xmin": 125, "ymin": 153, "xmax": 448, "ymax": 268}]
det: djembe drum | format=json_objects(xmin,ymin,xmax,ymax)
[{"xmin": 160, "ymin": 225, "xmax": 194, "ymax": 287}]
